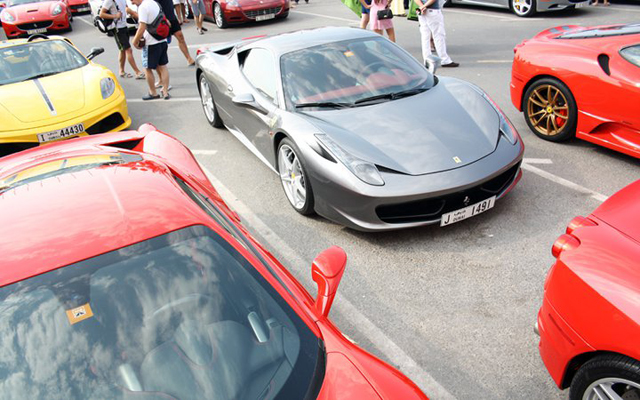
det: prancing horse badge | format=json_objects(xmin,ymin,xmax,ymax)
[{"xmin": 453, "ymin": 156, "xmax": 462, "ymax": 164}]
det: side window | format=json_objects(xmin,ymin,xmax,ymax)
[{"xmin": 240, "ymin": 48, "xmax": 278, "ymax": 103}]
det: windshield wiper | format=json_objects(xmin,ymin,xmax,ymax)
[
  {"xmin": 25, "ymin": 71, "xmax": 59, "ymax": 80},
  {"xmin": 295, "ymin": 101, "xmax": 353, "ymax": 109},
  {"xmin": 354, "ymin": 87, "xmax": 429, "ymax": 105}
]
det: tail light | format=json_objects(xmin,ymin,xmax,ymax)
[
  {"xmin": 552, "ymin": 234, "xmax": 580, "ymax": 258},
  {"xmin": 196, "ymin": 47, "xmax": 207, "ymax": 56},
  {"xmin": 513, "ymin": 40, "xmax": 527, "ymax": 54},
  {"xmin": 566, "ymin": 215, "xmax": 597, "ymax": 235}
]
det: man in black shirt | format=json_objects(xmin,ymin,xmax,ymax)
[{"xmin": 155, "ymin": 0, "xmax": 195, "ymax": 65}]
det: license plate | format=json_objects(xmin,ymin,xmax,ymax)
[
  {"xmin": 26, "ymin": 28, "xmax": 47, "ymax": 34},
  {"xmin": 37, "ymin": 123, "xmax": 85, "ymax": 143},
  {"xmin": 440, "ymin": 196, "xmax": 496, "ymax": 227},
  {"xmin": 575, "ymin": 1, "xmax": 588, "ymax": 7},
  {"xmin": 78, "ymin": 6, "xmax": 90, "ymax": 11},
  {"xmin": 255, "ymin": 13, "xmax": 275, "ymax": 21}
]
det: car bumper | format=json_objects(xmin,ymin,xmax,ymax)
[
  {"xmin": 537, "ymin": 295, "xmax": 594, "ymax": 388},
  {"xmin": 304, "ymin": 137, "xmax": 524, "ymax": 232},
  {"xmin": 2, "ymin": 14, "xmax": 69, "ymax": 38},
  {"xmin": 223, "ymin": 3, "xmax": 289, "ymax": 24},
  {"xmin": 69, "ymin": 1, "xmax": 91, "ymax": 14},
  {"xmin": 536, "ymin": 0, "xmax": 590, "ymax": 12},
  {"xmin": 0, "ymin": 93, "xmax": 130, "ymax": 157}
]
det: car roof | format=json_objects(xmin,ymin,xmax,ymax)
[
  {"xmin": 0, "ymin": 149, "xmax": 208, "ymax": 287},
  {"xmin": 241, "ymin": 26, "xmax": 379, "ymax": 56}
]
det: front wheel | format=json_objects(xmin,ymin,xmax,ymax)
[
  {"xmin": 523, "ymin": 77, "xmax": 577, "ymax": 142},
  {"xmin": 214, "ymin": 2, "xmax": 227, "ymax": 29},
  {"xmin": 510, "ymin": 0, "xmax": 536, "ymax": 17},
  {"xmin": 570, "ymin": 355, "xmax": 640, "ymax": 400},
  {"xmin": 199, "ymin": 74, "xmax": 223, "ymax": 128},
  {"xmin": 277, "ymin": 138, "xmax": 315, "ymax": 215}
]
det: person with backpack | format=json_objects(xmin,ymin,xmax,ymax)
[
  {"xmin": 155, "ymin": 0, "xmax": 195, "ymax": 65},
  {"xmin": 132, "ymin": 0, "xmax": 171, "ymax": 100},
  {"xmin": 99, "ymin": 0, "xmax": 145, "ymax": 79}
]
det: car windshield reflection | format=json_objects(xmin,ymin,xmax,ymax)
[
  {"xmin": 0, "ymin": 225, "xmax": 323, "ymax": 399},
  {"xmin": 281, "ymin": 37, "xmax": 433, "ymax": 110}
]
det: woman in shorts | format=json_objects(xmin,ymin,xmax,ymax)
[{"xmin": 359, "ymin": 0, "xmax": 371, "ymax": 29}]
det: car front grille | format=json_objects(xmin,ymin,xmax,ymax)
[
  {"xmin": 376, "ymin": 162, "xmax": 521, "ymax": 224},
  {"xmin": 86, "ymin": 113, "xmax": 125, "ymax": 135},
  {"xmin": 17, "ymin": 21, "xmax": 53, "ymax": 30},
  {"xmin": 244, "ymin": 7, "xmax": 281, "ymax": 18}
]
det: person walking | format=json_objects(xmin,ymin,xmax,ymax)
[
  {"xmin": 99, "ymin": 0, "xmax": 145, "ymax": 79},
  {"xmin": 370, "ymin": 0, "xmax": 396, "ymax": 42},
  {"xmin": 189, "ymin": 0, "xmax": 206, "ymax": 34},
  {"xmin": 359, "ymin": 0, "xmax": 371, "ymax": 29},
  {"xmin": 156, "ymin": 0, "xmax": 195, "ymax": 65},
  {"xmin": 414, "ymin": 0, "xmax": 458, "ymax": 67},
  {"xmin": 132, "ymin": 0, "xmax": 170, "ymax": 100}
]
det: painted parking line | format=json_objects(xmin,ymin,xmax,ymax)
[
  {"xmin": 127, "ymin": 97, "xmax": 201, "ymax": 102},
  {"xmin": 522, "ymin": 159, "xmax": 609, "ymax": 202},
  {"xmin": 196, "ymin": 160, "xmax": 457, "ymax": 400},
  {"xmin": 77, "ymin": 16, "xmax": 98, "ymax": 27}
]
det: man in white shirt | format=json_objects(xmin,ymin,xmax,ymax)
[
  {"xmin": 414, "ymin": 0, "xmax": 459, "ymax": 68},
  {"xmin": 99, "ymin": 0, "xmax": 144, "ymax": 79},
  {"xmin": 131, "ymin": 0, "xmax": 171, "ymax": 100}
]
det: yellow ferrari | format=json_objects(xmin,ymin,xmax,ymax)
[{"xmin": 0, "ymin": 35, "xmax": 130, "ymax": 157}]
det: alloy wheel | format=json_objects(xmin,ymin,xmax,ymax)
[
  {"xmin": 214, "ymin": 3, "xmax": 224, "ymax": 28},
  {"xmin": 278, "ymin": 144, "xmax": 307, "ymax": 210},
  {"xmin": 200, "ymin": 77, "xmax": 215, "ymax": 123},
  {"xmin": 582, "ymin": 378, "xmax": 640, "ymax": 400},
  {"xmin": 526, "ymin": 84, "xmax": 569, "ymax": 137},
  {"xmin": 512, "ymin": 0, "xmax": 533, "ymax": 16}
]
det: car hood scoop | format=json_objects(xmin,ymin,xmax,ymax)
[{"xmin": 303, "ymin": 79, "xmax": 500, "ymax": 175}]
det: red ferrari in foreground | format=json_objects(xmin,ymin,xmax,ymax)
[
  {"xmin": 537, "ymin": 179, "xmax": 640, "ymax": 400},
  {"xmin": 0, "ymin": 0, "xmax": 72, "ymax": 38},
  {"xmin": 0, "ymin": 125, "xmax": 428, "ymax": 399},
  {"xmin": 511, "ymin": 24, "xmax": 640, "ymax": 159},
  {"xmin": 204, "ymin": 0, "xmax": 289, "ymax": 29}
]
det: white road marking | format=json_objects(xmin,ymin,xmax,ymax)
[
  {"xmin": 521, "ymin": 162, "xmax": 609, "ymax": 202},
  {"xmin": 477, "ymin": 60, "xmax": 512, "ymax": 64},
  {"xmin": 443, "ymin": 9, "xmax": 543, "ymax": 21},
  {"xmin": 606, "ymin": 5, "xmax": 640, "ymax": 13},
  {"xmin": 127, "ymin": 97, "xmax": 201, "ymax": 103},
  {"xmin": 293, "ymin": 10, "xmax": 359, "ymax": 23},
  {"xmin": 197, "ymin": 162, "xmax": 456, "ymax": 400},
  {"xmin": 522, "ymin": 158, "xmax": 553, "ymax": 165},
  {"xmin": 76, "ymin": 16, "xmax": 97, "ymax": 27},
  {"xmin": 192, "ymin": 149, "xmax": 218, "ymax": 155}
]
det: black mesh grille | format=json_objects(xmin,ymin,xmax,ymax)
[
  {"xmin": 17, "ymin": 21, "xmax": 52, "ymax": 30},
  {"xmin": 376, "ymin": 162, "xmax": 521, "ymax": 224},
  {"xmin": 0, "ymin": 142, "xmax": 39, "ymax": 158},
  {"xmin": 86, "ymin": 113, "xmax": 125, "ymax": 135},
  {"xmin": 244, "ymin": 7, "xmax": 281, "ymax": 18}
]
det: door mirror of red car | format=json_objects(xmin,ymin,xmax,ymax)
[{"xmin": 312, "ymin": 246, "xmax": 347, "ymax": 318}]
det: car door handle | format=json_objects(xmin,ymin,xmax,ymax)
[{"xmin": 227, "ymin": 85, "xmax": 233, "ymax": 93}]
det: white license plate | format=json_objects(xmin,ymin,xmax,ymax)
[
  {"xmin": 440, "ymin": 196, "xmax": 496, "ymax": 227},
  {"xmin": 26, "ymin": 28, "xmax": 47, "ymax": 34},
  {"xmin": 78, "ymin": 6, "xmax": 90, "ymax": 11},
  {"xmin": 575, "ymin": 1, "xmax": 588, "ymax": 7},
  {"xmin": 37, "ymin": 123, "xmax": 85, "ymax": 143},
  {"xmin": 255, "ymin": 13, "xmax": 275, "ymax": 21}
]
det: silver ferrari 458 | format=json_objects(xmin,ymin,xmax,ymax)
[{"xmin": 195, "ymin": 27, "xmax": 524, "ymax": 232}]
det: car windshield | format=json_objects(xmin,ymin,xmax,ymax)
[
  {"xmin": 621, "ymin": 44, "xmax": 640, "ymax": 68},
  {"xmin": 0, "ymin": 225, "xmax": 323, "ymax": 399},
  {"xmin": 0, "ymin": 40, "xmax": 88, "ymax": 86},
  {"xmin": 281, "ymin": 36, "xmax": 434, "ymax": 110}
]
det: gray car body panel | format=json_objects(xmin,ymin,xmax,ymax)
[
  {"xmin": 449, "ymin": 0, "xmax": 590, "ymax": 13},
  {"xmin": 195, "ymin": 27, "xmax": 524, "ymax": 231}
]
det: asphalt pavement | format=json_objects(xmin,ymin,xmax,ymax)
[{"xmin": 4, "ymin": 2, "xmax": 640, "ymax": 398}]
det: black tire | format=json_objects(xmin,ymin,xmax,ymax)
[
  {"xmin": 523, "ymin": 77, "xmax": 577, "ymax": 142},
  {"xmin": 443, "ymin": 0, "xmax": 453, "ymax": 6},
  {"xmin": 570, "ymin": 354, "xmax": 640, "ymax": 400},
  {"xmin": 213, "ymin": 2, "xmax": 227, "ymax": 29},
  {"xmin": 510, "ymin": 0, "xmax": 537, "ymax": 17},
  {"xmin": 277, "ymin": 138, "xmax": 315, "ymax": 215},
  {"xmin": 198, "ymin": 74, "xmax": 223, "ymax": 128}
]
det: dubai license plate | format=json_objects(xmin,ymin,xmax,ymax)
[
  {"xmin": 37, "ymin": 123, "xmax": 85, "ymax": 143},
  {"xmin": 78, "ymin": 6, "xmax": 90, "ymax": 11},
  {"xmin": 26, "ymin": 28, "xmax": 47, "ymax": 34},
  {"xmin": 440, "ymin": 196, "xmax": 496, "ymax": 227},
  {"xmin": 255, "ymin": 13, "xmax": 275, "ymax": 21},
  {"xmin": 575, "ymin": 1, "xmax": 588, "ymax": 7}
]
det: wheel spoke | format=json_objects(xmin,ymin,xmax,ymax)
[
  {"xmin": 530, "ymin": 109, "xmax": 545, "ymax": 117},
  {"xmin": 554, "ymin": 105, "xmax": 568, "ymax": 112},
  {"xmin": 551, "ymin": 89, "xmax": 559, "ymax": 105},
  {"xmin": 545, "ymin": 115, "xmax": 551, "ymax": 134},
  {"xmin": 593, "ymin": 382, "xmax": 625, "ymax": 400},
  {"xmin": 546, "ymin": 85, "xmax": 552, "ymax": 103},
  {"xmin": 533, "ymin": 113, "xmax": 546, "ymax": 126},
  {"xmin": 550, "ymin": 114, "xmax": 559, "ymax": 132},
  {"xmin": 530, "ymin": 98, "xmax": 545, "ymax": 108},
  {"xmin": 554, "ymin": 112, "xmax": 568, "ymax": 120},
  {"xmin": 534, "ymin": 90, "xmax": 547, "ymax": 105}
]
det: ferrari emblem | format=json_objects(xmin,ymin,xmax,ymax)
[{"xmin": 453, "ymin": 156, "xmax": 462, "ymax": 164}]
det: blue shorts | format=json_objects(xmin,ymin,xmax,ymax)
[{"xmin": 362, "ymin": 0, "xmax": 371, "ymax": 14}]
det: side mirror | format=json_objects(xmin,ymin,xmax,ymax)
[
  {"xmin": 0, "ymin": 2, "xmax": 6, "ymax": 8},
  {"xmin": 232, "ymin": 93, "xmax": 269, "ymax": 115},
  {"xmin": 86, "ymin": 47, "xmax": 104, "ymax": 61},
  {"xmin": 425, "ymin": 55, "xmax": 441, "ymax": 75},
  {"xmin": 311, "ymin": 246, "xmax": 347, "ymax": 318}
]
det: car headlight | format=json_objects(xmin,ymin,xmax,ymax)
[
  {"xmin": 51, "ymin": 4, "xmax": 62, "ymax": 15},
  {"xmin": 469, "ymin": 84, "xmax": 520, "ymax": 145},
  {"xmin": 100, "ymin": 77, "xmax": 116, "ymax": 99},
  {"xmin": 315, "ymin": 134, "xmax": 384, "ymax": 186},
  {"xmin": 227, "ymin": 0, "xmax": 239, "ymax": 6},
  {"xmin": 1, "ymin": 11, "xmax": 15, "ymax": 22}
]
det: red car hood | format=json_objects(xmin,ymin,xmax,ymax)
[
  {"xmin": 8, "ymin": 1, "xmax": 58, "ymax": 18},
  {"xmin": 237, "ymin": 0, "xmax": 282, "ymax": 6},
  {"xmin": 529, "ymin": 24, "xmax": 640, "ymax": 51},
  {"xmin": 592, "ymin": 179, "xmax": 640, "ymax": 243}
]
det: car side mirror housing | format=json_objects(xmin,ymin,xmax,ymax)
[
  {"xmin": 86, "ymin": 47, "xmax": 105, "ymax": 61},
  {"xmin": 425, "ymin": 55, "xmax": 441, "ymax": 74},
  {"xmin": 232, "ymin": 93, "xmax": 269, "ymax": 115},
  {"xmin": 311, "ymin": 246, "xmax": 347, "ymax": 318}
]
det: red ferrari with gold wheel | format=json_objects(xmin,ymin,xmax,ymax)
[{"xmin": 511, "ymin": 24, "xmax": 640, "ymax": 159}]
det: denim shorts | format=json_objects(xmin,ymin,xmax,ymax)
[{"xmin": 362, "ymin": 0, "xmax": 371, "ymax": 14}]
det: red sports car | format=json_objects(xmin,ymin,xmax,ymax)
[
  {"xmin": 536, "ymin": 179, "xmax": 640, "ymax": 400},
  {"xmin": 0, "ymin": 0, "xmax": 72, "ymax": 38},
  {"xmin": 67, "ymin": 0, "xmax": 89, "ymax": 14},
  {"xmin": 511, "ymin": 24, "xmax": 640, "ymax": 159},
  {"xmin": 0, "ymin": 125, "xmax": 429, "ymax": 400},
  {"xmin": 203, "ymin": 0, "xmax": 289, "ymax": 29}
]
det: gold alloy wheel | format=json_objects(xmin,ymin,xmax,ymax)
[{"xmin": 526, "ymin": 84, "xmax": 570, "ymax": 137}]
